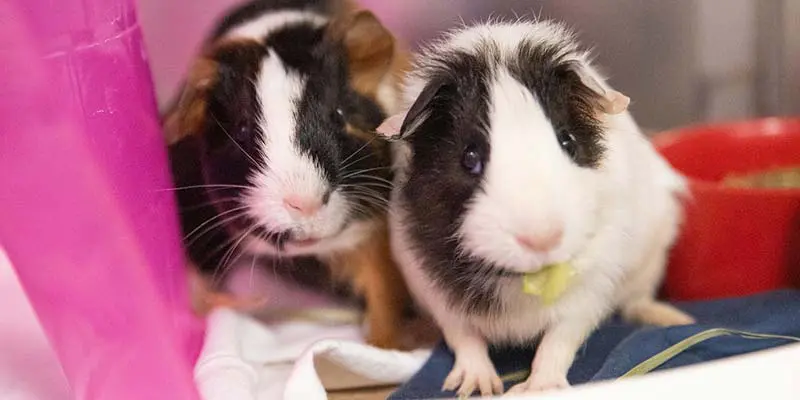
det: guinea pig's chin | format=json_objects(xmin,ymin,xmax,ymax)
[
  {"xmin": 240, "ymin": 219, "xmax": 373, "ymax": 258},
  {"xmin": 241, "ymin": 233, "xmax": 327, "ymax": 257},
  {"xmin": 488, "ymin": 258, "xmax": 558, "ymax": 275}
]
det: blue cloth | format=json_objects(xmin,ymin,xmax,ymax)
[{"xmin": 390, "ymin": 290, "xmax": 800, "ymax": 399}]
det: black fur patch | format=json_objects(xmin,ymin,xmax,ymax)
[
  {"xmin": 508, "ymin": 41, "xmax": 605, "ymax": 168},
  {"xmin": 400, "ymin": 51, "xmax": 501, "ymax": 315},
  {"xmin": 203, "ymin": 40, "xmax": 268, "ymax": 191},
  {"xmin": 400, "ymin": 38, "xmax": 606, "ymax": 315},
  {"xmin": 264, "ymin": 22, "xmax": 392, "ymax": 220}
]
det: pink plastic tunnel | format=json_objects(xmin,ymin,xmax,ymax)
[{"xmin": 0, "ymin": 0, "xmax": 203, "ymax": 399}]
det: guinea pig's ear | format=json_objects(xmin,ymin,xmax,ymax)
[
  {"xmin": 163, "ymin": 57, "xmax": 219, "ymax": 145},
  {"xmin": 330, "ymin": 9, "xmax": 396, "ymax": 94},
  {"xmin": 376, "ymin": 79, "xmax": 445, "ymax": 140},
  {"xmin": 567, "ymin": 62, "xmax": 630, "ymax": 115}
]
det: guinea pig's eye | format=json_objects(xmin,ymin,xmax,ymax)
[
  {"xmin": 557, "ymin": 131, "xmax": 579, "ymax": 160},
  {"xmin": 235, "ymin": 125, "xmax": 252, "ymax": 143},
  {"xmin": 461, "ymin": 145, "xmax": 483, "ymax": 176},
  {"xmin": 335, "ymin": 107, "xmax": 346, "ymax": 123}
]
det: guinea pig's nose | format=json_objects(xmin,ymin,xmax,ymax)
[
  {"xmin": 283, "ymin": 194, "xmax": 322, "ymax": 217},
  {"xmin": 516, "ymin": 227, "xmax": 564, "ymax": 253}
]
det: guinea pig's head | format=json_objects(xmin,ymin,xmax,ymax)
[
  {"xmin": 168, "ymin": 10, "xmax": 402, "ymax": 257},
  {"xmin": 378, "ymin": 21, "xmax": 630, "ymax": 312}
]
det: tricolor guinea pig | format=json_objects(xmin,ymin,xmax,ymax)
[
  {"xmin": 163, "ymin": 0, "xmax": 412, "ymax": 349},
  {"xmin": 377, "ymin": 20, "xmax": 695, "ymax": 394}
]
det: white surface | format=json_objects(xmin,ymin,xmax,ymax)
[
  {"xmin": 506, "ymin": 341, "xmax": 800, "ymax": 400},
  {"xmin": 0, "ymin": 248, "xmax": 71, "ymax": 400}
]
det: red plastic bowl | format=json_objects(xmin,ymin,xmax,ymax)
[{"xmin": 653, "ymin": 117, "xmax": 800, "ymax": 301}]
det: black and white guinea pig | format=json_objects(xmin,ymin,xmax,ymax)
[
  {"xmin": 163, "ymin": 0, "xmax": 413, "ymax": 349},
  {"xmin": 377, "ymin": 20, "xmax": 695, "ymax": 395}
]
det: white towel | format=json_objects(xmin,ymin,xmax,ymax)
[
  {"xmin": 192, "ymin": 267, "xmax": 430, "ymax": 400},
  {"xmin": 194, "ymin": 308, "xmax": 430, "ymax": 400}
]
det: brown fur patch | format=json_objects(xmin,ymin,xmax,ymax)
[
  {"xmin": 187, "ymin": 260, "xmax": 268, "ymax": 316},
  {"xmin": 330, "ymin": 4, "xmax": 411, "ymax": 169},
  {"xmin": 329, "ymin": 7, "xmax": 409, "ymax": 112},
  {"xmin": 162, "ymin": 38, "xmax": 262, "ymax": 146},
  {"xmin": 324, "ymin": 221, "xmax": 412, "ymax": 349},
  {"xmin": 162, "ymin": 58, "xmax": 217, "ymax": 145},
  {"xmin": 324, "ymin": 4, "xmax": 416, "ymax": 349}
]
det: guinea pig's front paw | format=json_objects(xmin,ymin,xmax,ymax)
[
  {"xmin": 442, "ymin": 353, "xmax": 503, "ymax": 397},
  {"xmin": 506, "ymin": 374, "xmax": 569, "ymax": 395}
]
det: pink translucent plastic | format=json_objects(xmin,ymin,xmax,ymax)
[{"xmin": 0, "ymin": 1, "xmax": 202, "ymax": 399}]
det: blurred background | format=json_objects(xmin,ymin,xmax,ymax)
[{"xmin": 137, "ymin": 0, "xmax": 799, "ymax": 133}]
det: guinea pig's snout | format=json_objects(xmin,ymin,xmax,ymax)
[
  {"xmin": 515, "ymin": 226, "xmax": 564, "ymax": 253},
  {"xmin": 282, "ymin": 193, "xmax": 326, "ymax": 218}
]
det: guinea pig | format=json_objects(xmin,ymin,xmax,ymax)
[
  {"xmin": 377, "ymin": 20, "xmax": 695, "ymax": 395},
  {"xmin": 162, "ymin": 0, "xmax": 413, "ymax": 349}
]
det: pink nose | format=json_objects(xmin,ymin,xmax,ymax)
[
  {"xmin": 516, "ymin": 227, "xmax": 564, "ymax": 252},
  {"xmin": 283, "ymin": 195, "xmax": 322, "ymax": 217}
]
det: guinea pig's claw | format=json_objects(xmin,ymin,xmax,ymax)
[
  {"xmin": 506, "ymin": 374, "xmax": 569, "ymax": 395},
  {"xmin": 442, "ymin": 358, "xmax": 503, "ymax": 397}
]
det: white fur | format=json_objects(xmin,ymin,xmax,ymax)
[
  {"xmin": 227, "ymin": 13, "xmax": 366, "ymax": 257},
  {"xmin": 400, "ymin": 20, "xmax": 587, "ymax": 110},
  {"xmin": 224, "ymin": 10, "xmax": 326, "ymax": 41},
  {"xmin": 448, "ymin": 20, "xmax": 580, "ymax": 61},
  {"xmin": 457, "ymin": 68, "xmax": 598, "ymax": 273},
  {"xmin": 386, "ymin": 21, "xmax": 692, "ymax": 396}
]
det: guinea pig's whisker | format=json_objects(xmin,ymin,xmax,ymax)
[
  {"xmin": 350, "ymin": 189, "xmax": 389, "ymax": 203},
  {"xmin": 183, "ymin": 213, "xmax": 251, "ymax": 252},
  {"xmin": 215, "ymin": 224, "xmax": 260, "ymax": 286},
  {"xmin": 341, "ymin": 178, "xmax": 393, "ymax": 186},
  {"xmin": 178, "ymin": 197, "xmax": 240, "ymax": 213},
  {"xmin": 348, "ymin": 197, "xmax": 376, "ymax": 208},
  {"xmin": 340, "ymin": 184, "xmax": 393, "ymax": 194},
  {"xmin": 183, "ymin": 206, "xmax": 249, "ymax": 244},
  {"xmin": 248, "ymin": 252, "xmax": 257, "ymax": 290},
  {"xmin": 196, "ymin": 227, "xmax": 250, "ymax": 272},
  {"xmin": 348, "ymin": 196, "xmax": 390, "ymax": 213},
  {"xmin": 156, "ymin": 184, "xmax": 251, "ymax": 192},
  {"xmin": 339, "ymin": 144, "xmax": 381, "ymax": 169},
  {"xmin": 340, "ymin": 149, "xmax": 371, "ymax": 169},
  {"xmin": 220, "ymin": 238, "xmax": 251, "ymax": 280},
  {"xmin": 341, "ymin": 173, "xmax": 393, "ymax": 186},
  {"xmin": 345, "ymin": 185, "xmax": 389, "ymax": 198},
  {"xmin": 340, "ymin": 166, "xmax": 392, "ymax": 178},
  {"xmin": 352, "ymin": 198, "xmax": 389, "ymax": 211},
  {"xmin": 339, "ymin": 181, "xmax": 393, "ymax": 190},
  {"xmin": 269, "ymin": 256, "xmax": 280, "ymax": 281},
  {"xmin": 359, "ymin": 183, "xmax": 393, "ymax": 191},
  {"xmin": 339, "ymin": 137, "xmax": 377, "ymax": 167},
  {"xmin": 210, "ymin": 113, "xmax": 259, "ymax": 167},
  {"xmin": 347, "ymin": 171, "xmax": 394, "ymax": 180},
  {"xmin": 339, "ymin": 154, "xmax": 375, "ymax": 172},
  {"xmin": 340, "ymin": 166, "xmax": 392, "ymax": 177},
  {"xmin": 348, "ymin": 202, "xmax": 377, "ymax": 217},
  {"xmin": 183, "ymin": 205, "xmax": 249, "ymax": 240}
]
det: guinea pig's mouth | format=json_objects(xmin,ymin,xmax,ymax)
[
  {"xmin": 252, "ymin": 226, "xmax": 320, "ymax": 250},
  {"xmin": 493, "ymin": 269, "xmax": 526, "ymax": 278}
]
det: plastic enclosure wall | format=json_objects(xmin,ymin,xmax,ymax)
[{"xmin": 0, "ymin": 1, "xmax": 203, "ymax": 399}]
